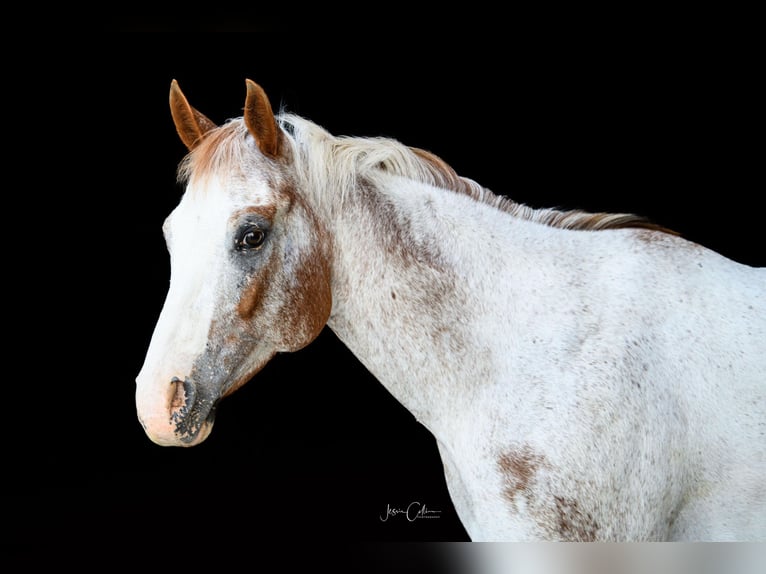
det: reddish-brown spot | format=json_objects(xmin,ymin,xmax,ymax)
[
  {"xmin": 231, "ymin": 204, "xmax": 278, "ymax": 223},
  {"xmin": 497, "ymin": 446, "xmax": 601, "ymax": 540},
  {"xmin": 277, "ymin": 244, "xmax": 332, "ymax": 352},
  {"xmin": 237, "ymin": 268, "xmax": 270, "ymax": 320},
  {"xmin": 553, "ymin": 496, "xmax": 599, "ymax": 541},
  {"xmin": 498, "ymin": 445, "xmax": 547, "ymax": 505}
]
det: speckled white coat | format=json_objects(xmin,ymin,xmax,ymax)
[
  {"xmin": 326, "ymin": 173, "xmax": 765, "ymax": 541},
  {"xmin": 136, "ymin": 80, "xmax": 765, "ymax": 541}
]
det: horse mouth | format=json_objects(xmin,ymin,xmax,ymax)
[{"xmin": 168, "ymin": 377, "xmax": 218, "ymax": 446}]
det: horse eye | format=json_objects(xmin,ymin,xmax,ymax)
[{"xmin": 238, "ymin": 228, "xmax": 266, "ymax": 250}]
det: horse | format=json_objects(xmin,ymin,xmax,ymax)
[{"xmin": 135, "ymin": 78, "xmax": 765, "ymax": 541}]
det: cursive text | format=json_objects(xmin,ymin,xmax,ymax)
[{"xmin": 380, "ymin": 501, "xmax": 442, "ymax": 522}]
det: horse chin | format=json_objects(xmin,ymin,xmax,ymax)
[
  {"xmin": 143, "ymin": 419, "xmax": 215, "ymax": 447},
  {"xmin": 177, "ymin": 419, "xmax": 214, "ymax": 447},
  {"xmin": 139, "ymin": 408, "xmax": 216, "ymax": 447}
]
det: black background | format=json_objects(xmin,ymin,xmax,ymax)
[{"xmin": 8, "ymin": 10, "xmax": 761, "ymax": 563}]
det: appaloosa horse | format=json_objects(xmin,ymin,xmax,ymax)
[{"xmin": 136, "ymin": 79, "xmax": 766, "ymax": 541}]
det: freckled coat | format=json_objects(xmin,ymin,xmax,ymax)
[{"xmin": 137, "ymin": 79, "xmax": 766, "ymax": 541}]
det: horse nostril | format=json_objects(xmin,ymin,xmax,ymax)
[
  {"xmin": 167, "ymin": 375, "xmax": 215, "ymax": 443},
  {"xmin": 170, "ymin": 376, "xmax": 196, "ymax": 412}
]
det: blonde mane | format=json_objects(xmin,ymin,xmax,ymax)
[{"xmin": 179, "ymin": 113, "xmax": 672, "ymax": 234}]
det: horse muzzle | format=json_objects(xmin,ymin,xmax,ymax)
[{"xmin": 136, "ymin": 375, "xmax": 218, "ymax": 447}]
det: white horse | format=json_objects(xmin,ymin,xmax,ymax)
[{"xmin": 136, "ymin": 79, "xmax": 766, "ymax": 541}]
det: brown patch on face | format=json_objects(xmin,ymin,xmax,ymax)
[
  {"xmin": 553, "ymin": 496, "xmax": 599, "ymax": 541},
  {"xmin": 277, "ymin": 233, "xmax": 333, "ymax": 352},
  {"xmin": 237, "ymin": 262, "xmax": 273, "ymax": 319},
  {"xmin": 231, "ymin": 203, "xmax": 278, "ymax": 222},
  {"xmin": 498, "ymin": 445, "xmax": 547, "ymax": 506},
  {"xmin": 234, "ymin": 183, "xmax": 330, "ymax": 352}
]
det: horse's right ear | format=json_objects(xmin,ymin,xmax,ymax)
[{"xmin": 169, "ymin": 79, "xmax": 217, "ymax": 151}]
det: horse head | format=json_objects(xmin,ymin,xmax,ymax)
[{"xmin": 135, "ymin": 80, "xmax": 332, "ymax": 446}]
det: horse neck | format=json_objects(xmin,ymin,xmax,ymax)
[{"xmin": 320, "ymin": 173, "xmax": 539, "ymax": 434}]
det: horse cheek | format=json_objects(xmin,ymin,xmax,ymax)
[
  {"xmin": 279, "ymin": 253, "xmax": 332, "ymax": 352},
  {"xmin": 237, "ymin": 264, "xmax": 272, "ymax": 320}
]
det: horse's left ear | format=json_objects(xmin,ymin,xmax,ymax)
[{"xmin": 244, "ymin": 79, "xmax": 281, "ymax": 158}]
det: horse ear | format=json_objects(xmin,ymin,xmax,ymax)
[
  {"xmin": 244, "ymin": 79, "xmax": 280, "ymax": 158},
  {"xmin": 169, "ymin": 79, "xmax": 217, "ymax": 151}
]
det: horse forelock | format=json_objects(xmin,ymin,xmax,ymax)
[
  {"xmin": 178, "ymin": 113, "xmax": 672, "ymax": 235},
  {"xmin": 177, "ymin": 120, "xmax": 265, "ymax": 190}
]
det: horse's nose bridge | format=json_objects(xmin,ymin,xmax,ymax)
[
  {"xmin": 154, "ymin": 260, "xmax": 221, "ymax": 351},
  {"xmin": 136, "ymin": 208, "xmax": 226, "ymax": 446},
  {"xmin": 169, "ymin": 248, "xmax": 220, "ymax": 314}
]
